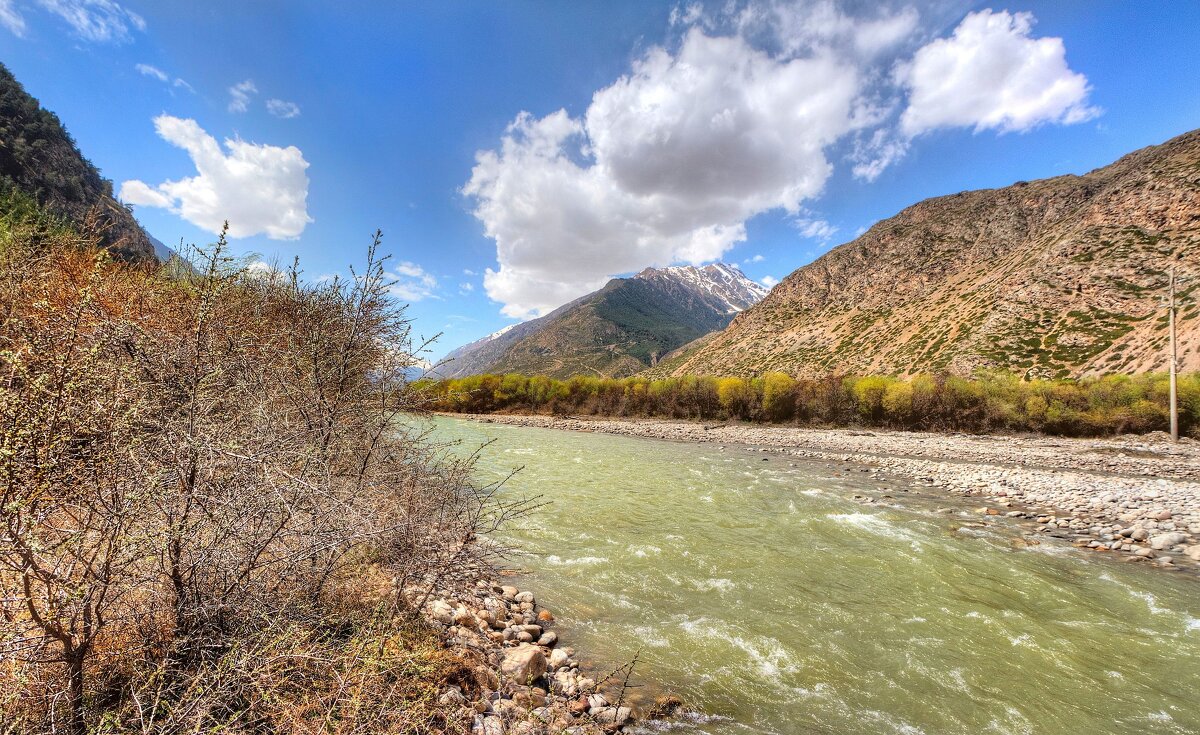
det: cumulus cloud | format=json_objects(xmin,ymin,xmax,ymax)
[
  {"xmin": 746, "ymin": 254, "xmax": 765, "ymax": 263},
  {"xmin": 390, "ymin": 262, "xmax": 438, "ymax": 302},
  {"xmin": 120, "ymin": 115, "xmax": 312, "ymax": 240},
  {"xmin": 228, "ymin": 79, "xmax": 257, "ymax": 113},
  {"xmin": 266, "ymin": 98, "xmax": 301, "ymax": 119},
  {"xmin": 734, "ymin": 0, "xmax": 919, "ymax": 59},
  {"xmin": 899, "ymin": 9, "xmax": 1099, "ymax": 136},
  {"xmin": 0, "ymin": 0, "xmax": 26, "ymax": 36},
  {"xmin": 465, "ymin": 2, "xmax": 1099, "ymax": 318},
  {"xmin": 465, "ymin": 25, "xmax": 864, "ymax": 318},
  {"xmin": 760, "ymin": 275, "xmax": 779, "ymax": 288},
  {"xmin": 36, "ymin": 0, "xmax": 144, "ymax": 42}
]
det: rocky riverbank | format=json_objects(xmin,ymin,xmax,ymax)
[
  {"xmin": 410, "ymin": 579, "xmax": 671, "ymax": 735},
  {"xmin": 450, "ymin": 414, "xmax": 1200, "ymax": 572}
]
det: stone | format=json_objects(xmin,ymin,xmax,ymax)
[
  {"xmin": 538, "ymin": 631, "xmax": 558, "ymax": 647},
  {"xmin": 1130, "ymin": 528, "xmax": 1149, "ymax": 541},
  {"xmin": 515, "ymin": 591, "xmax": 536, "ymax": 604},
  {"xmin": 538, "ymin": 609, "xmax": 556, "ymax": 623},
  {"xmin": 501, "ymin": 644, "xmax": 547, "ymax": 684},
  {"xmin": 549, "ymin": 648, "xmax": 571, "ymax": 670},
  {"xmin": 594, "ymin": 706, "xmax": 632, "ymax": 727},
  {"xmin": 1184, "ymin": 545, "xmax": 1200, "ymax": 561},
  {"xmin": 474, "ymin": 715, "xmax": 504, "ymax": 735},
  {"xmin": 428, "ymin": 599, "xmax": 455, "ymax": 625},
  {"xmin": 439, "ymin": 687, "xmax": 466, "ymax": 706},
  {"xmin": 501, "ymin": 585, "xmax": 519, "ymax": 600},
  {"xmin": 568, "ymin": 697, "xmax": 589, "ymax": 715},
  {"xmin": 1149, "ymin": 532, "xmax": 1187, "ymax": 550},
  {"xmin": 1133, "ymin": 547, "xmax": 1155, "ymax": 558}
]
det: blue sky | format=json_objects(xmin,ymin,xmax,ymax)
[{"xmin": 3, "ymin": 1, "xmax": 1199, "ymax": 361}]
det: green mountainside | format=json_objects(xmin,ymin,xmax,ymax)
[
  {"xmin": 438, "ymin": 264, "xmax": 767, "ymax": 379},
  {"xmin": 0, "ymin": 62, "xmax": 155, "ymax": 262}
]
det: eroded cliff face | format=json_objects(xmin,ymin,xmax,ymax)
[{"xmin": 665, "ymin": 129, "xmax": 1200, "ymax": 379}]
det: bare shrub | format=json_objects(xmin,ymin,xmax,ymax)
[{"xmin": 1, "ymin": 225, "xmax": 516, "ymax": 733}]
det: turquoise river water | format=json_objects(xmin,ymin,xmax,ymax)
[{"xmin": 428, "ymin": 417, "xmax": 1200, "ymax": 735}]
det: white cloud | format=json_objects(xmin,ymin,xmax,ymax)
[
  {"xmin": 120, "ymin": 115, "xmax": 312, "ymax": 240},
  {"xmin": 390, "ymin": 262, "xmax": 438, "ymax": 302},
  {"xmin": 136, "ymin": 63, "xmax": 193, "ymax": 93},
  {"xmin": 464, "ymin": 3, "xmax": 1099, "ymax": 318},
  {"xmin": 793, "ymin": 217, "xmax": 838, "ymax": 242},
  {"xmin": 459, "ymin": 282, "xmax": 475, "ymax": 292},
  {"xmin": 36, "ymin": 0, "xmax": 144, "ymax": 43},
  {"xmin": 899, "ymin": 9, "xmax": 1099, "ymax": 136},
  {"xmin": 119, "ymin": 179, "xmax": 172, "ymax": 208},
  {"xmin": 135, "ymin": 63, "xmax": 168, "ymax": 82},
  {"xmin": 463, "ymin": 269, "xmax": 477, "ymax": 276},
  {"xmin": 760, "ymin": 275, "xmax": 779, "ymax": 288},
  {"xmin": 734, "ymin": 0, "xmax": 919, "ymax": 59},
  {"xmin": 228, "ymin": 79, "xmax": 257, "ymax": 113},
  {"xmin": 465, "ymin": 25, "xmax": 865, "ymax": 318},
  {"xmin": 0, "ymin": 0, "xmax": 26, "ymax": 36},
  {"xmin": 747, "ymin": 254, "xmax": 765, "ymax": 263},
  {"xmin": 266, "ymin": 98, "xmax": 301, "ymax": 119}
]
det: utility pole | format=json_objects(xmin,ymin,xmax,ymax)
[{"xmin": 1169, "ymin": 266, "xmax": 1178, "ymax": 442}]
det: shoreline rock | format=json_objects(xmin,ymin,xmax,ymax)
[
  {"xmin": 410, "ymin": 580, "xmax": 641, "ymax": 734},
  {"xmin": 448, "ymin": 413, "xmax": 1200, "ymax": 574}
]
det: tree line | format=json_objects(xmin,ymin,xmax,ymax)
[{"xmin": 422, "ymin": 370, "xmax": 1199, "ymax": 437}]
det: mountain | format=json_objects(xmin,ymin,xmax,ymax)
[
  {"xmin": 0, "ymin": 62, "xmax": 155, "ymax": 262},
  {"xmin": 653, "ymin": 129, "xmax": 1200, "ymax": 380},
  {"xmin": 437, "ymin": 264, "xmax": 768, "ymax": 379}
]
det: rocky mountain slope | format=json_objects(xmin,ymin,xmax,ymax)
[
  {"xmin": 438, "ymin": 264, "xmax": 767, "ymax": 379},
  {"xmin": 0, "ymin": 62, "xmax": 156, "ymax": 262},
  {"xmin": 654, "ymin": 129, "xmax": 1200, "ymax": 380}
]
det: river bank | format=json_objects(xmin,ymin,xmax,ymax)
[
  {"xmin": 412, "ymin": 579, "xmax": 659, "ymax": 735},
  {"xmin": 447, "ymin": 413, "xmax": 1200, "ymax": 572}
]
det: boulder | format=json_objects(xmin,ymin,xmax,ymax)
[
  {"xmin": 1150, "ymin": 532, "xmax": 1187, "ymax": 550},
  {"xmin": 594, "ymin": 706, "xmax": 632, "ymax": 727},
  {"xmin": 501, "ymin": 644, "xmax": 547, "ymax": 684},
  {"xmin": 1184, "ymin": 545, "xmax": 1200, "ymax": 561},
  {"xmin": 427, "ymin": 599, "xmax": 455, "ymax": 625}
]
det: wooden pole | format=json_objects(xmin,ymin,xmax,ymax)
[{"xmin": 1169, "ymin": 266, "xmax": 1178, "ymax": 442}]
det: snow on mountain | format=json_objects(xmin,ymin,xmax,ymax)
[{"xmin": 634, "ymin": 263, "xmax": 769, "ymax": 314}]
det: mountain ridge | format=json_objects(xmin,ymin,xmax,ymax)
[
  {"xmin": 437, "ymin": 263, "xmax": 767, "ymax": 379},
  {"xmin": 649, "ymin": 128, "xmax": 1200, "ymax": 380},
  {"xmin": 0, "ymin": 62, "xmax": 156, "ymax": 262}
]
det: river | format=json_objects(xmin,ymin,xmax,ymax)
[{"xmin": 428, "ymin": 416, "xmax": 1200, "ymax": 735}]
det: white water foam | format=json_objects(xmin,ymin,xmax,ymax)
[
  {"xmin": 544, "ymin": 555, "xmax": 608, "ymax": 566},
  {"xmin": 827, "ymin": 512, "xmax": 924, "ymax": 551}
]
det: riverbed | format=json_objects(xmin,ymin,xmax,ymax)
[{"xmin": 429, "ymin": 416, "xmax": 1200, "ymax": 735}]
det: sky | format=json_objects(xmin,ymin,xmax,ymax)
[{"xmin": 3, "ymin": 1, "xmax": 1200, "ymax": 362}]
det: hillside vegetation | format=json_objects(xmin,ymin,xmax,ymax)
[
  {"xmin": 652, "ymin": 128, "xmax": 1200, "ymax": 380},
  {"xmin": 0, "ymin": 62, "xmax": 155, "ymax": 262},
  {"xmin": 0, "ymin": 207, "xmax": 511, "ymax": 733},
  {"xmin": 439, "ymin": 264, "xmax": 765, "ymax": 379},
  {"xmin": 426, "ymin": 371, "xmax": 1199, "ymax": 438}
]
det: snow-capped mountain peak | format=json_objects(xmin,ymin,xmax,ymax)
[{"xmin": 634, "ymin": 262, "xmax": 768, "ymax": 314}]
